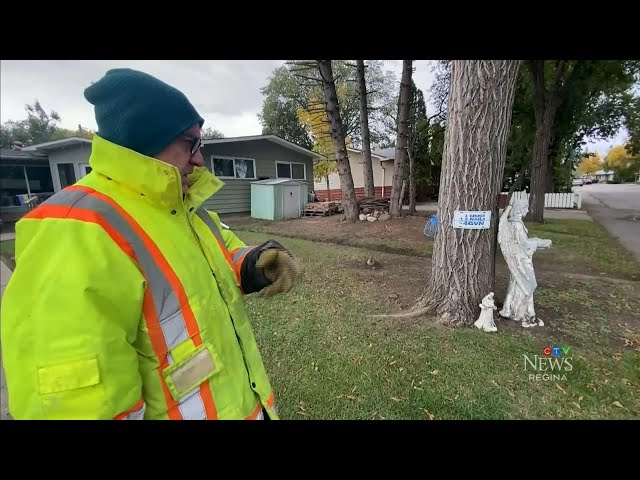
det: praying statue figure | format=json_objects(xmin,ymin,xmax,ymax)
[
  {"xmin": 497, "ymin": 198, "xmax": 552, "ymax": 328},
  {"xmin": 474, "ymin": 292, "xmax": 498, "ymax": 333}
]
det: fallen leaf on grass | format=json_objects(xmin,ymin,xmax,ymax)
[
  {"xmin": 297, "ymin": 411, "xmax": 308, "ymax": 417},
  {"xmin": 612, "ymin": 353, "xmax": 623, "ymax": 362},
  {"xmin": 572, "ymin": 402, "xmax": 582, "ymax": 410},
  {"xmin": 391, "ymin": 397, "xmax": 401, "ymax": 402},
  {"xmin": 423, "ymin": 409, "xmax": 435, "ymax": 420},
  {"xmin": 491, "ymin": 380, "xmax": 500, "ymax": 388},
  {"xmin": 612, "ymin": 401, "xmax": 626, "ymax": 410},
  {"xmin": 430, "ymin": 370, "xmax": 439, "ymax": 375},
  {"xmin": 346, "ymin": 395, "xmax": 357, "ymax": 401},
  {"xmin": 555, "ymin": 383, "xmax": 567, "ymax": 394},
  {"xmin": 621, "ymin": 378, "xmax": 632, "ymax": 386}
]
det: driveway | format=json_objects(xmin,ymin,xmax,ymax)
[{"xmin": 576, "ymin": 183, "xmax": 640, "ymax": 262}]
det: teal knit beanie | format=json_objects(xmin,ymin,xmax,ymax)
[{"xmin": 84, "ymin": 68, "xmax": 204, "ymax": 157}]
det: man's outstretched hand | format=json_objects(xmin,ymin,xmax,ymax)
[{"xmin": 256, "ymin": 246, "xmax": 301, "ymax": 297}]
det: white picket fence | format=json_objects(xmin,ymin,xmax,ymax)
[{"xmin": 511, "ymin": 191, "xmax": 582, "ymax": 209}]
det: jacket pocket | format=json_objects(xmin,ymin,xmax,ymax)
[{"xmin": 37, "ymin": 355, "xmax": 106, "ymax": 419}]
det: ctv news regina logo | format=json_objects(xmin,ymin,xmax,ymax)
[{"xmin": 523, "ymin": 346, "xmax": 573, "ymax": 382}]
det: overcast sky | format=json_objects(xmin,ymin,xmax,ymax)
[{"xmin": 0, "ymin": 60, "xmax": 626, "ymax": 157}]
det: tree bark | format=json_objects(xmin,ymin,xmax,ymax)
[
  {"xmin": 389, "ymin": 60, "xmax": 413, "ymax": 217},
  {"xmin": 357, "ymin": 60, "xmax": 375, "ymax": 198},
  {"xmin": 317, "ymin": 60, "xmax": 359, "ymax": 222},
  {"xmin": 403, "ymin": 60, "xmax": 521, "ymax": 326},
  {"xmin": 526, "ymin": 60, "xmax": 567, "ymax": 222},
  {"xmin": 399, "ymin": 179, "xmax": 407, "ymax": 211}
]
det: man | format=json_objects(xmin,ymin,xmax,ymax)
[{"xmin": 0, "ymin": 68, "xmax": 300, "ymax": 420}]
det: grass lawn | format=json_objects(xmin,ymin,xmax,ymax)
[{"xmin": 235, "ymin": 225, "xmax": 640, "ymax": 420}]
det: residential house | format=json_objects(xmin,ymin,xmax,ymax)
[
  {"xmin": 594, "ymin": 169, "xmax": 615, "ymax": 183},
  {"xmin": 313, "ymin": 147, "xmax": 395, "ymax": 200},
  {"xmin": 0, "ymin": 134, "xmax": 323, "ymax": 222}
]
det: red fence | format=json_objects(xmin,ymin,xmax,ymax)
[{"xmin": 314, "ymin": 186, "xmax": 388, "ymax": 201}]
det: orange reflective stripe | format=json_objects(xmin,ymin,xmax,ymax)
[
  {"xmin": 245, "ymin": 403, "xmax": 262, "ymax": 420},
  {"xmin": 114, "ymin": 398, "xmax": 145, "ymax": 420},
  {"xmin": 267, "ymin": 391, "xmax": 275, "ymax": 409},
  {"xmin": 24, "ymin": 205, "xmax": 135, "ymax": 259},
  {"xmin": 195, "ymin": 209, "xmax": 242, "ymax": 287}
]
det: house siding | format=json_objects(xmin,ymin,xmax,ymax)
[
  {"xmin": 314, "ymin": 150, "xmax": 394, "ymax": 200},
  {"xmin": 201, "ymin": 139, "xmax": 315, "ymax": 214}
]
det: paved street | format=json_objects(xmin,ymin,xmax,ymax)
[{"xmin": 576, "ymin": 182, "xmax": 640, "ymax": 262}]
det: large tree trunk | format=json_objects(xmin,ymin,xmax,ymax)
[
  {"xmin": 526, "ymin": 60, "xmax": 567, "ymax": 222},
  {"xmin": 317, "ymin": 60, "xmax": 359, "ymax": 222},
  {"xmin": 326, "ymin": 175, "xmax": 331, "ymax": 201},
  {"xmin": 357, "ymin": 60, "xmax": 375, "ymax": 198},
  {"xmin": 387, "ymin": 60, "xmax": 520, "ymax": 326},
  {"xmin": 389, "ymin": 60, "xmax": 413, "ymax": 217}
]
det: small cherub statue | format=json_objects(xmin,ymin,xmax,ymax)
[{"xmin": 474, "ymin": 292, "xmax": 498, "ymax": 333}]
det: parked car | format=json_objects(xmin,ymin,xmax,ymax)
[{"xmin": 572, "ymin": 178, "xmax": 584, "ymax": 186}]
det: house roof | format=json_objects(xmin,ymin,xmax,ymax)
[
  {"xmin": 346, "ymin": 147, "xmax": 390, "ymax": 161},
  {"xmin": 371, "ymin": 147, "xmax": 396, "ymax": 160},
  {"xmin": 202, "ymin": 135, "xmax": 325, "ymax": 160},
  {"xmin": 22, "ymin": 137, "xmax": 92, "ymax": 151},
  {"xmin": 0, "ymin": 148, "xmax": 49, "ymax": 164},
  {"xmin": 251, "ymin": 178, "xmax": 304, "ymax": 185}
]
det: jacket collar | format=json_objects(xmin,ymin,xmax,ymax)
[{"xmin": 88, "ymin": 134, "xmax": 224, "ymax": 212}]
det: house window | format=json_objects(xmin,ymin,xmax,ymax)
[
  {"xmin": 276, "ymin": 161, "xmax": 306, "ymax": 180},
  {"xmin": 211, "ymin": 156, "xmax": 256, "ymax": 179}
]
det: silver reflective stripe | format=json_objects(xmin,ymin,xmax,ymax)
[
  {"xmin": 43, "ymin": 188, "xmax": 208, "ymax": 419},
  {"xmin": 196, "ymin": 208, "xmax": 224, "ymax": 245},
  {"xmin": 179, "ymin": 389, "xmax": 206, "ymax": 420},
  {"xmin": 123, "ymin": 401, "xmax": 146, "ymax": 420},
  {"xmin": 255, "ymin": 410, "xmax": 264, "ymax": 420},
  {"xmin": 232, "ymin": 246, "xmax": 253, "ymax": 265}
]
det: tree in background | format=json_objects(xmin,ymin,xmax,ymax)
[
  {"xmin": 389, "ymin": 60, "xmax": 413, "ymax": 217},
  {"xmin": 297, "ymin": 91, "xmax": 339, "ymax": 200},
  {"xmin": 357, "ymin": 60, "xmax": 375, "ymax": 198},
  {"xmin": 314, "ymin": 60, "xmax": 359, "ymax": 222},
  {"xmin": 604, "ymin": 144, "xmax": 640, "ymax": 182},
  {"xmin": 259, "ymin": 61, "xmax": 397, "ymax": 151},
  {"xmin": 524, "ymin": 60, "xmax": 640, "ymax": 222},
  {"xmin": 1, "ymin": 101, "xmax": 63, "ymax": 148},
  {"xmin": 202, "ymin": 127, "xmax": 224, "ymax": 139},
  {"xmin": 578, "ymin": 152, "xmax": 602, "ymax": 176}
]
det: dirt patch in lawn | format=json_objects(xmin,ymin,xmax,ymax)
[{"xmin": 222, "ymin": 213, "xmax": 434, "ymax": 258}]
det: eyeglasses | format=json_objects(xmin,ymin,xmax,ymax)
[{"xmin": 186, "ymin": 137, "xmax": 202, "ymax": 156}]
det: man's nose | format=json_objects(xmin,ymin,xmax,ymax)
[{"xmin": 190, "ymin": 149, "xmax": 205, "ymax": 167}]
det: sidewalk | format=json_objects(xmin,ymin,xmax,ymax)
[{"xmin": 0, "ymin": 260, "xmax": 12, "ymax": 420}]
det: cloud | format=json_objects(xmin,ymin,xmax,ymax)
[{"xmin": 0, "ymin": 60, "xmax": 286, "ymax": 135}]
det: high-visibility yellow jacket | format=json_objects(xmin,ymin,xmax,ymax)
[{"xmin": 0, "ymin": 134, "xmax": 278, "ymax": 420}]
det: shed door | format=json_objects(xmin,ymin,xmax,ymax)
[{"xmin": 283, "ymin": 185, "xmax": 300, "ymax": 219}]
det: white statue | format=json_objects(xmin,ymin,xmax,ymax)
[
  {"xmin": 474, "ymin": 292, "xmax": 498, "ymax": 332},
  {"xmin": 498, "ymin": 199, "xmax": 552, "ymax": 328}
]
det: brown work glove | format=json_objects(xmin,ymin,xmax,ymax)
[
  {"xmin": 256, "ymin": 248, "xmax": 301, "ymax": 297},
  {"xmin": 240, "ymin": 240, "xmax": 301, "ymax": 296}
]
